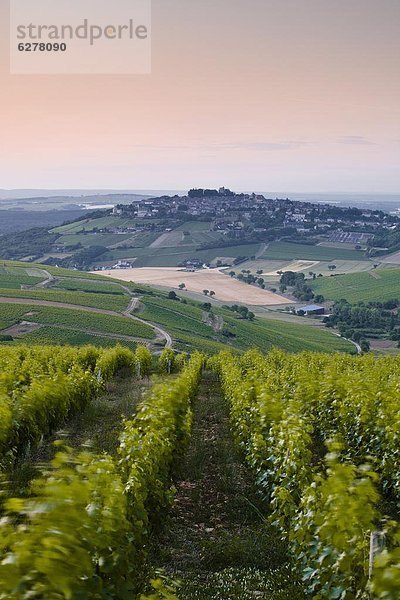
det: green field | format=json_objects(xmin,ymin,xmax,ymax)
[
  {"xmin": 310, "ymin": 268, "xmax": 400, "ymax": 303},
  {"xmin": 58, "ymin": 233, "xmax": 134, "ymax": 247},
  {"xmin": 9, "ymin": 326, "xmax": 137, "ymax": 350},
  {"xmin": 52, "ymin": 216, "xmax": 136, "ymax": 234},
  {"xmin": 54, "ymin": 279, "xmax": 128, "ymax": 295},
  {"xmin": 140, "ymin": 294, "xmax": 355, "ymax": 354},
  {"xmin": 261, "ymin": 241, "xmax": 367, "ymax": 261},
  {"xmin": 0, "ymin": 303, "xmax": 153, "ymax": 339},
  {"xmin": 99, "ymin": 243, "xmax": 262, "ymax": 268},
  {"xmin": 0, "ymin": 260, "xmax": 354, "ymax": 355},
  {"xmin": 0, "ymin": 266, "xmax": 46, "ymax": 289},
  {"xmin": 0, "ymin": 288, "xmax": 129, "ymax": 312},
  {"xmin": 175, "ymin": 221, "xmax": 212, "ymax": 232}
]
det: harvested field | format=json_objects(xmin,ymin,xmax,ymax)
[
  {"xmin": 264, "ymin": 260, "xmax": 320, "ymax": 275},
  {"xmin": 381, "ymin": 251, "xmax": 400, "ymax": 264},
  {"xmin": 98, "ymin": 267, "xmax": 293, "ymax": 305},
  {"xmin": 150, "ymin": 231, "xmax": 185, "ymax": 248}
]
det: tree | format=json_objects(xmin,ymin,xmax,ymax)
[
  {"xmin": 203, "ymin": 302, "xmax": 212, "ymax": 311},
  {"xmin": 328, "ymin": 264, "xmax": 337, "ymax": 271},
  {"xmin": 229, "ymin": 271, "xmax": 235, "ymax": 277},
  {"xmin": 256, "ymin": 269, "xmax": 263, "ymax": 275},
  {"xmin": 248, "ymin": 311, "xmax": 255, "ymax": 321},
  {"xmin": 315, "ymin": 295, "xmax": 325, "ymax": 303},
  {"xmin": 203, "ymin": 289, "xmax": 209, "ymax": 296},
  {"xmin": 168, "ymin": 291, "xmax": 178, "ymax": 300},
  {"xmin": 238, "ymin": 306, "xmax": 249, "ymax": 318},
  {"xmin": 360, "ymin": 338, "xmax": 370, "ymax": 353},
  {"xmin": 178, "ymin": 283, "xmax": 186, "ymax": 290},
  {"xmin": 209, "ymin": 291, "xmax": 216, "ymax": 297}
]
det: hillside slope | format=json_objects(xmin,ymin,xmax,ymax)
[{"xmin": 0, "ymin": 261, "xmax": 354, "ymax": 355}]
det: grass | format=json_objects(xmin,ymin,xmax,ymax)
[
  {"xmin": 310, "ymin": 268, "xmax": 400, "ymax": 302},
  {"xmin": 149, "ymin": 372, "xmax": 305, "ymax": 599},
  {"xmin": 261, "ymin": 241, "xmax": 368, "ymax": 261}
]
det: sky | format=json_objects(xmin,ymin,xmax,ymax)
[{"xmin": 0, "ymin": 0, "xmax": 399, "ymax": 192}]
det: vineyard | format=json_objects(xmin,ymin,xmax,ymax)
[
  {"xmin": 0, "ymin": 261, "xmax": 356, "ymax": 355},
  {"xmin": 211, "ymin": 350, "xmax": 400, "ymax": 598},
  {"xmin": 0, "ymin": 343, "xmax": 400, "ymax": 598},
  {"xmin": 310, "ymin": 268, "xmax": 400, "ymax": 303}
]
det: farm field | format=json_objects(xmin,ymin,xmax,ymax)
[
  {"xmin": 0, "ymin": 264, "xmax": 47, "ymax": 288},
  {"xmin": 52, "ymin": 216, "xmax": 140, "ymax": 234},
  {"xmin": 146, "ymin": 228, "xmax": 221, "ymax": 251},
  {"xmin": 0, "ymin": 260, "xmax": 354, "ymax": 355},
  {"xmin": 97, "ymin": 242, "xmax": 263, "ymax": 268},
  {"xmin": 310, "ymin": 268, "xmax": 400, "ymax": 303},
  {"xmin": 149, "ymin": 230, "xmax": 186, "ymax": 248},
  {"xmin": 0, "ymin": 302, "xmax": 154, "ymax": 340},
  {"xmin": 260, "ymin": 241, "xmax": 368, "ymax": 261},
  {"xmin": 10, "ymin": 325, "xmax": 137, "ymax": 350},
  {"xmin": 1, "ymin": 348, "xmax": 399, "ymax": 597},
  {"xmin": 240, "ymin": 258, "xmax": 376, "ymax": 279},
  {"xmin": 175, "ymin": 221, "xmax": 212, "ymax": 231},
  {"xmin": 54, "ymin": 278, "xmax": 128, "ymax": 295},
  {"xmin": 57, "ymin": 233, "xmax": 134, "ymax": 248},
  {"xmin": 380, "ymin": 250, "xmax": 400, "ymax": 264},
  {"xmin": 0, "ymin": 288, "xmax": 130, "ymax": 312},
  {"xmin": 98, "ymin": 267, "xmax": 291, "ymax": 305},
  {"xmin": 140, "ymin": 295, "xmax": 354, "ymax": 354}
]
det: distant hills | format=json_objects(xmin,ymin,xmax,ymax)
[{"xmin": 0, "ymin": 189, "xmax": 183, "ymax": 201}]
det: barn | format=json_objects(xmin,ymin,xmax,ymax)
[{"xmin": 296, "ymin": 304, "xmax": 325, "ymax": 316}]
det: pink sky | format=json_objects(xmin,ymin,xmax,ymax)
[{"xmin": 0, "ymin": 0, "xmax": 399, "ymax": 192}]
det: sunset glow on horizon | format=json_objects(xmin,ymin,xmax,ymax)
[{"xmin": 0, "ymin": 0, "xmax": 399, "ymax": 192}]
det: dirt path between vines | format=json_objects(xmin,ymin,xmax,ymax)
[{"xmin": 150, "ymin": 372, "xmax": 304, "ymax": 599}]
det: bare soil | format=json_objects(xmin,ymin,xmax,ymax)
[{"xmin": 98, "ymin": 268, "xmax": 292, "ymax": 306}]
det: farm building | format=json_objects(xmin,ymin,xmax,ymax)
[{"xmin": 297, "ymin": 304, "xmax": 325, "ymax": 316}]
